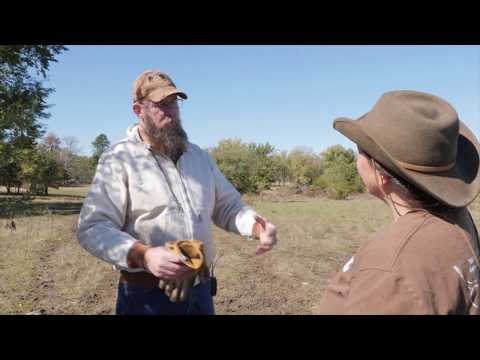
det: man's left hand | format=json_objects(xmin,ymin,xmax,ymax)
[{"xmin": 252, "ymin": 215, "xmax": 278, "ymax": 255}]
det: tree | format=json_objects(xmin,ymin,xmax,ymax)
[
  {"xmin": 43, "ymin": 132, "xmax": 61, "ymax": 151},
  {"xmin": 271, "ymin": 150, "xmax": 290, "ymax": 186},
  {"xmin": 59, "ymin": 135, "xmax": 81, "ymax": 184},
  {"xmin": 0, "ymin": 142, "xmax": 22, "ymax": 194},
  {"xmin": 91, "ymin": 133, "xmax": 111, "ymax": 165},
  {"xmin": 248, "ymin": 142, "xmax": 277, "ymax": 192},
  {"xmin": 287, "ymin": 147, "xmax": 323, "ymax": 186},
  {"xmin": 0, "ymin": 46, "xmax": 67, "ymax": 145},
  {"xmin": 71, "ymin": 156, "xmax": 96, "ymax": 184},
  {"xmin": 0, "ymin": 46, "xmax": 67, "ymax": 193},
  {"xmin": 62, "ymin": 136, "xmax": 80, "ymax": 155},
  {"xmin": 319, "ymin": 145, "xmax": 364, "ymax": 199},
  {"xmin": 210, "ymin": 139, "xmax": 278, "ymax": 194},
  {"xmin": 18, "ymin": 145, "xmax": 64, "ymax": 195},
  {"xmin": 210, "ymin": 139, "xmax": 254, "ymax": 194}
]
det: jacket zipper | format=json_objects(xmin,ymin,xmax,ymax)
[{"xmin": 148, "ymin": 150, "xmax": 194, "ymax": 239}]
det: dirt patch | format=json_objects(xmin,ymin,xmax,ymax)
[{"xmin": 26, "ymin": 227, "xmax": 118, "ymax": 315}]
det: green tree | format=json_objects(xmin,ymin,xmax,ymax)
[
  {"xmin": 18, "ymin": 146, "xmax": 64, "ymax": 195},
  {"xmin": 0, "ymin": 142, "xmax": 22, "ymax": 193},
  {"xmin": 287, "ymin": 147, "xmax": 323, "ymax": 186},
  {"xmin": 0, "ymin": 46, "xmax": 67, "ymax": 193},
  {"xmin": 210, "ymin": 139, "xmax": 255, "ymax": 194},
  {"xmin": 91, "ymin": 133, "xmax": 111, "ymax": 166},
  {"xmin": 0, "ymin": 46, "xmax": 67, "ymax": 146},
  {"xmin": 248, "ymin": 142, "xmax": 277, "ymax": 192},
  {"xmin": 71, "ymin": 156, "xmax": 96, "ymax": 184},
  {"xmin": 210, "ymin": 139, "xmax": 278, "ymax": 194},
  {"xmin": 271, "ymin": 150, "xmax": 290, "ymax": 186},
  {"xmin": 320, "ymin": 145, "xmax": 364, "ymax": 199}
]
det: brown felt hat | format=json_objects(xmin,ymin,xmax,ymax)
[
  {"xmin": 132, "ymin": 69, "xmax": 187, "ymax": 103},
  {"xmin": 333, "ymin": 90, "xmax": 480, "ymax": 208}
]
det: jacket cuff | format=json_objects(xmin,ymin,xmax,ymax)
[
  {"xmin": 235, "ymin": 207, "xmax": 258, "ymax": 237},
  {"xmin": 126, "ymin": 241, "xmax": 150, "ymax": 269}
]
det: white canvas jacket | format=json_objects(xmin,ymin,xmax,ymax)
[{"xmin": 77, "ymin": 125, "xmax": 258, "ymax": 271}]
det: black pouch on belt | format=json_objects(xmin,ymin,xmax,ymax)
[
  {"xmin": 210, "ymin": 276, "xmax": 217, "ymax": 296},
  {"xmin": 209, "ymin": 253, "xmax": 222, "ymax": 297}
]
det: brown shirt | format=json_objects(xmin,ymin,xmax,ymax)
[{"xmin": 318, "ymin": 209, "xmax": 480, "ymax": 315}]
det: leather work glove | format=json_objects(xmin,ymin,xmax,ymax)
[{"xmin": 158, "ymin": 240, "xmax": 208, "ymax": 302}]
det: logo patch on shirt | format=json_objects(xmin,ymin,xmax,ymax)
[
  {"xmin": 453, "ymin": 257, "xmax": 479, "ymax": 310},
  {"xmin": 342, "ymin": 257, "xmax": 354, "ymax": 272}
]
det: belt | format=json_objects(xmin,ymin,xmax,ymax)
[
  {"xmin": 119, "ymin": 271, "xmax": 160, "ymax": 288},
  {"xmin": 119, "ymin": 271, "xmax": 208, "ymax": 288}
]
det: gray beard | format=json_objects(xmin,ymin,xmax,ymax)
[{"xmin": 144, "ymin": 116, "xmax": 188, "ymax": 163}]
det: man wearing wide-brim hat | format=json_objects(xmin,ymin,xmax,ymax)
[{"xmin": 318, "ymin": 90, "xmax": 480, "ymax": 314}]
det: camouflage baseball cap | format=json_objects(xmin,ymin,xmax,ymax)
[{"xmin": 132, "ymin": 70, "xmax": 187, "ymax": 103}]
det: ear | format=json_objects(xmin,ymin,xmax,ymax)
[
  {"xmin": 133, "ymin": 102, "xmax": 142, "ymax": 117},
  {"xmin": 378, "ymin": 171, "xmax": 393, "ymax": 192}
]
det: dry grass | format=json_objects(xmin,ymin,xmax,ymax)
[
  {"xmin": 1, "ymin": 186, "xmax": 479, "ymax": 314},
  {"xmin": 212, "ymin": 194, "xmax": 392, "ymax": 314}
]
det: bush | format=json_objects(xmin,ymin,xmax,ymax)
[
  {"xmin": 311, "ymin": 176, "xmax": 328, "ymax": 191},
  {"xmin": 287, "ymin": 147, "xmax": 323, "ymax": 186},
  {"xmin": 210, "ymin": 139, "xmax": 277, "ymax": 194},
  {"xmin": 320, "ymin": 145, "xmax": 365, "ymax": 199}
]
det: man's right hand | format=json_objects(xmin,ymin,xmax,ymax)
[{"xmin": 143, "ymin": 246, "xmax": 194, "ymax": 279}]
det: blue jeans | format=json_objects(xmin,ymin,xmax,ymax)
[{"xmin": 115, "ymin": 278, "xmax": 215, "ymax": 315}]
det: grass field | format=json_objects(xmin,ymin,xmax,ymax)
[{"xmin": 1, "ymin": 186, "xmax": 479, "ymax": 314}]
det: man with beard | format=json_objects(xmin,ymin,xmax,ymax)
[{"xmin": 77, "ymin": 70, "xmax": 278, "ymax": 315}]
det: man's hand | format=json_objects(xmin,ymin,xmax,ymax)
[
  {"xmin": 157, "ymin": 240, "xmax": 207, "ymax": 302},
  {"xmin": 143, "ymin": 246, "xmax": 194, "ymax": 279},
  {"xmin": 252, "ymin": 215, "xmax": 278, "ymax": 255}
]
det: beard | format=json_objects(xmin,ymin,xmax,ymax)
[{"xmin": 143, "ymin": 114, "xmax": 188, "ymax": 162}]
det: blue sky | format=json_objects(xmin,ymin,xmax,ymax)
[{"xmin": 44, "ymin": 45, "xmax": 480, "ymax": 156}]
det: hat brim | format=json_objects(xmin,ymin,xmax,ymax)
[
  {"xmin": 147, "ymin": 87, "xmax": 188, "ymax": 102},
  {"xmin": 333, "ymin": 117, "xmax": 480, "ymax": 208}
]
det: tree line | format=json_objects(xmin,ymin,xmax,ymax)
[
  {"xmin": 209, "ymin": 139, "xmax": 365, "ymax": 199},
  {"xmin": 0, "ymin": 45, "xmax": 111, "ymax": 195},
  {"xmin": 0, "ymin": 131, "xmax": 110, "ymax": 195},
  {"xmin": 1, "ymin": 45, "xmax": 364, "ymax": 199}
]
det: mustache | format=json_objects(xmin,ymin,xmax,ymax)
[{"xmin": 150, "ymin": 120, "xmax": 187, "ymax": 141}]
